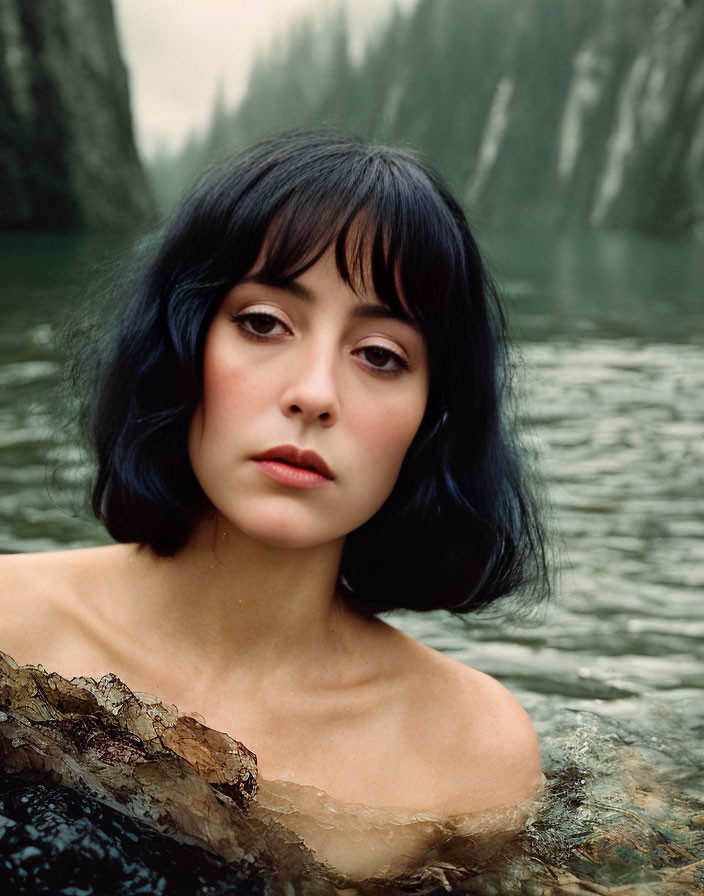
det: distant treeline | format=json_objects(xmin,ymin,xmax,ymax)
[{"xmin": 149, "ymin": 0, "xmax": 704, "ymax": 239}]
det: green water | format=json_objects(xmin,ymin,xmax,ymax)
[{"xmin": 1, "ymin": 228, "xmax": 703, "ymax": 892}]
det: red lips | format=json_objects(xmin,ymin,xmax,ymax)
[{"xmin": 253, "ymin": 445, "xmax": 334, "ymax": 480}]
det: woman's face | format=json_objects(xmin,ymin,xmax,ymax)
[{"xmin": 188, "ymin": 246, "xmax": 429, "ymax": 548}]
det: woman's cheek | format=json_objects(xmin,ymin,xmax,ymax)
[
  {"xmin": 361, "ymin": 393, "xmax": 426, "ymax": 485},
  {"xmin": 200, "ymin": 336, "xmax": 257, "ymax": 421}
]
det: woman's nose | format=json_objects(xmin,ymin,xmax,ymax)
[{"xmin": 280, "ymin": 341, "xmax": 340, "ymax": 426}]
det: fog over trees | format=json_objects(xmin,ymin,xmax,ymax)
[{"xmin": 150, "ymin": 0, "xmax": 704, "ymax": 239}]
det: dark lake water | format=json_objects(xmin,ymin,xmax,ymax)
[{"xmin": 1, "ymin": 228, "xmax": 702, "ymax": 892}]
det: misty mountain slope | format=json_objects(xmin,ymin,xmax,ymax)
[{"xmin": 154, "ymin": 0, "xmax": 704, "ymax": 239}]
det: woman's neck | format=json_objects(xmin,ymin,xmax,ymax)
[{"xmin": 103, "ymin": 514, "xmax": 359, "ymax": 689}]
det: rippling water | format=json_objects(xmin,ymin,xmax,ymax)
[{"xmin": 1, "ymin": 230, "xmax": 702, "ymax": 892}]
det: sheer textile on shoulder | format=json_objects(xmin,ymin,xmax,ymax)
[{"xmin": 0, "ymin": 649, "xmax": 541, "ymax": 891}]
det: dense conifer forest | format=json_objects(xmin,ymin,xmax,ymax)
[{"xmin": 150, "ymin": 0, "xmax": 704, "ymax": 238}]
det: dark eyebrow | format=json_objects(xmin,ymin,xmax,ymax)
[
  {"xmin": 351, "ymin": 303, "xmax": 419, "ymax": 331},
  {"xmin": 239, "ymin": 274, "xmax": 314, "ymax": 302},
  {"xmin": 238, "ymin": 273, "xmax": 420, "ymax": 331}
]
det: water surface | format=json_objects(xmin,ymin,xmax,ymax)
[{"xmin": 1, "ymin": 229, "xmax": 702, "ymax": 891}]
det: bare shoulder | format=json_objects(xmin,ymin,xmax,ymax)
[
  {"xmin": 383, "ymin": 626, "xmax": 542, "ymax": 816},
  {"xmin": 0, "ymin": 545, "xmax": 117, "ymax": 603},
  {"xmin": 0, "ymin": 546, "xmax": 127, "ymax": 669}
]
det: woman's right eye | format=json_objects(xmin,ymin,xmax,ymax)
[{"xmin": 231, "ymin": 312, "xmax": 288, "ymax": 339}]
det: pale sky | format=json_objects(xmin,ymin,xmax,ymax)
[{"xmin": 113, "ymin": 0, "xmax": 417, "ymax": 158}]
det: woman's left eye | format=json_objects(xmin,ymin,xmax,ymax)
[
  {"xmin": 232, "ymin": 312, "xmax": 288, "ymax": 339},
  {"xmin": 357, "ymin": 345, "xmax": 409, "ymax": 375}
]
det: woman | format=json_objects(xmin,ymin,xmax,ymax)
[{"xmin": 0, "ymin": 134, "xmax": 548, "ymax": 881}]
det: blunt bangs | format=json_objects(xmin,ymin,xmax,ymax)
[
  {"xmin": 86, "ymin": 133, "xmax": 549, "ymax": 615},
  {"xmin": 185, "ymin": 135, "xmax": 471, "ymax": 386}
]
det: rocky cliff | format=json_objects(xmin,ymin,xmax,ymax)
[
  {"xmin": 0, "ymin": 0, "xmax": 152, "ymax": 230},
  {"xmin": 432, "ymin": 0, "xmax": 704, "ymax": 237}
]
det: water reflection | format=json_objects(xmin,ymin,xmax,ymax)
[{"xmin": 480, "ymin": 227, "xmax": 704, "ymax": 343}]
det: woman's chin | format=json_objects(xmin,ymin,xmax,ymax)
[
  {"xmin": 207, "ymin": 511, "xmax": 349, "ymax": 552},
  {"xmin": 242, "ymin": 525, "xmax": 345, "ymax": 551}
]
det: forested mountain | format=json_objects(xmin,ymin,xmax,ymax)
[
  {"xmin": 151, "ymin": 0, "xmax": 704, "ymax": 239},
  {"xmin": 0, "ymin": 0, "xmax": 152, "ymax": 230}
]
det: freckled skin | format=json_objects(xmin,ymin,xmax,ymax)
[{"xmin": 188, "ymin": 248, "xmax": 430, "ymax": 549}]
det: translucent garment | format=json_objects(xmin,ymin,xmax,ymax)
[
  {"xmin": 0, "ymin": 649, "xmax": 542, "ymax": 892},
  {"xmin": 4, "ymin": 650, "xmax": 700, "ymax": 894}
]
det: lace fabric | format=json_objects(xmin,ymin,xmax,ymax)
[{"xmin": 0, "ymin": 649, "xmax": 542, "ymax": 890}]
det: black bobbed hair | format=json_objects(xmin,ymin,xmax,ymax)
[{"xmin": 86, "ymin": 133, "xmax": 549, "ymax": 615}]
